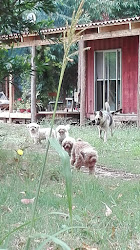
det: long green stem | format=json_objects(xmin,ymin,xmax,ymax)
[
  {"xmin": 26, "ymin": 1, "xmax": 84, "ymax": 248},
  {"xmin": 25, "ymin": 57, "xmax": 69, "ymax": 250}
]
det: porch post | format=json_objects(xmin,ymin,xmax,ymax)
[
  {"xmin": 5, "ymin": 77, "xmax": 8, "ymax": 98},
  {"xmin": 79, "ymin": 37, "xmax": 86, "ymax": 126},
  {"xmin": 9, "ymin": 74, "xmax": 13, "ymax": 123},
  {"xmin": 138, "ymin": 36, "xmax": 140, "ymax": 128},
  {"xmin": 31, "ymin": 46, "xmax": 37, "ymax": 123}
]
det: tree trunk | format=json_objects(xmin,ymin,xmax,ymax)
[{"xmin": 31, "ymin": 46, "xmax": 37, "ymax": 123}]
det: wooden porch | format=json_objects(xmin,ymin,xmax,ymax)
[
  {"xmin": 90, "ymin": 113, "xmax": 137, "ymax": 123},
  {"xmin": 113, "ymin": 114, "xmax": 137, "ymax": 123},
  {"xmin": 0, "ymin": 111, "xmax": 31, "ymax": 124},
  {"xmin": 0, "ymin": 110, "xmax": 80, "ymax": 124},
  {"xmin": 0, "ymin": 110, "xmax": 137, "ymax": 124},
  {"xmin": 37, "ymin": 111, "xmax": 80, "ymax": 123}
]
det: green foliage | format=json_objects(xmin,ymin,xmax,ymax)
[
  {"xmin": 52, "ymin": 0, "xmax": 91, "ymax": 27},
  {"xmin": 54, "ymin": 0, "xmax": 140, "ymax": 23},
  {"xmin": 0, "ymin": 47, "xmax": 30, "ymax": 86},
  {"xmin": 83, "ymin": 0, "xmax": 112, "ymax": 22},
  {"xmin": 110, "ymin": 0, "xmax": 140, "ymax": 19},
  {"xmin": 85, "ymin": 0, "xmax": 140, "ymax": 21},
  {"xmin": 35, "ymin": 46, "xmax": 61, "ymax": 107},
  {"xmin": 0, "ymin": 48, "xmax": 10, "ymax": 82},
  {"xmin": 0, "ymin": 0, "xmax": 55, "ymax": 35},
  {"xmin": 35, "ymin": 43, "xmax": 78, "ymax": 107}
]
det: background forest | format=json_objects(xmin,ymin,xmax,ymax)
[{"xmin": 0, "ymin": 0, "xmax": 140, "ymax": 109}]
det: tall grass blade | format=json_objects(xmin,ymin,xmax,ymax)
[
  {"xmin": 0, "ymin": 220, "xmax": 33, "ymax": 246},
  {"xmin": 49, "ymin": 138, "xmax": 73, "ymax": 223},
  {"xmin": 35, "ymin": 226, "xmax": 86, "ymax": 250},
  {"xmin": 25, "ymin": 1, "xmax": 84, "ymax": 248},
  {"xmin": 36, "ymin": 235, "xmax": 71, "ymax": 250}
]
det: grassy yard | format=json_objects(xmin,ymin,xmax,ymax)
[{"xmin": 0, "ymin": 122, "xmax": 140, "ymax": 249}]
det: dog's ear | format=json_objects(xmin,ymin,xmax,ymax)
[{"xmin": 99, "ymin": 110, "xmax": 103, "ymax": 117}]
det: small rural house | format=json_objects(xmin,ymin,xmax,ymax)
[
  {"xmin": 77, "ymin": 16, "xmax": 140, "ymax": 125},
  {"xmin": 0, "ymin": 16, "xmax": 140, "ymax": 125}
]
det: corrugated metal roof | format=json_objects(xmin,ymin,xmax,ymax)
[
  {"xmin": 1, "ymin": 16, "xmax": 140, "ymax": 39},
  {"xmin": 40, "ymin": 16, "xmax": 140, "ymax": 34}
]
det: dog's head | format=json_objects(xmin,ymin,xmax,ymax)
[
  {"xmin": 27, "ymin": 123, "xmax": 40, "ymax": 134},
  {"xmin": 94, "ymin": 111, "xmax": 103, "ymax": 125},
  {"xmin": 56, "ymin": 124, "xmax": 70, "ymax": 137},
  {"xmin": 62, "ymin": 137, "xmax": 75, "ymax": 156}
]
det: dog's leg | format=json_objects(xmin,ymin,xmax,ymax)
[
  {"xmin": 110, "ymin": 124, "xmax": 114, "ymax": 137},
  {"xmin": 70, "ymin": 158, "xmax": 75, "ymax": 165},
  {"xmin": 89, "ymin": 166, "xmax": 95, "ymax": 175},
  {"xmin": 104, "ymin": 131, "xmax": 107, "ymax": 142},
  {"xmin": 98, "ymin": 128, "xmax": 102, "ymax": 139},
  {"xmin": 70, "ymin": 152, "xmax": 75, "ymax": 166},
  {"xmin": 34, "ymin": 137, "xmax": 38, "ymax": 144},
  {"xmin": 99, "ymin": 128, "xmax": 104, "ymax": 140},
  {"xmin": 74, "ymin": 156, "xmax": 82, "ymax": 170}
]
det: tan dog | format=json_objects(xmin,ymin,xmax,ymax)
[
  {"xmin": 27, "ymin": 123, "xmax": 55, "ymax": 144},
  {"xmin": 62, "ymin": 136, "xmax": 76, "ymax": 156},
  {"xmin": 70, "ymin": 139, "xmax": 98, "ymax": 174},
  {"xmin": 56, "ymin": 124, "xmax": 70, "ymax": 145},
  {"xmin": 94, "ymin": 102, "xmax": 115, "ymax": 142}
]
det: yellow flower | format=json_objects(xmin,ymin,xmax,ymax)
[{"xmin": 17, "ymin": 149, "xmax": 24, "ymax": 156}]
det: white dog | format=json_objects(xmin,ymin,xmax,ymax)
[
  {"xmin": 94, "ymin": 102, "xmax": 115, "ymax": 142},
  {"xmin": 62, "ymin": 136, "xmax": 76, "ymax": 156},
  {"xmin": 27, "ymin": 123, "xmax": 56, "ymax": 144},
  {"xmin": 55, "ymin": 124, "xmax": 70, "ymax": 145}
]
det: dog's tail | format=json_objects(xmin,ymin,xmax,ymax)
[{"xmin": 105, "ymin": 102, "xmax": 110, "ymax": 113}]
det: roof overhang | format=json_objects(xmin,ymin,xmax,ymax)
[{"xmin": 1, "ymin": 16, "xmax": 140, "ymax": 48}]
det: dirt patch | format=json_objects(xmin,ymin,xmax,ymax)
[{"xmin": 80, "ymin": 165, "xmax": 140, "ymax": 180}]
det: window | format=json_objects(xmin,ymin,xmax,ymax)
[{"xmin": 94, "ymin": 50, "xmax": 121, "ymax": 111}]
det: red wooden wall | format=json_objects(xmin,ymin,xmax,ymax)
[{"xmin": 86, "ymin": 36, "xmax": 138, "ymax": 117}]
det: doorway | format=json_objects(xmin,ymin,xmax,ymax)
[{"xmin": 94, "ymin": 49, "xmax": 121, "ymax": 111}]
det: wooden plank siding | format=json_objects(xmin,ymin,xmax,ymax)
[{"xmin": 85, "ymin": 36, "xmax": 138, "ymax": 118}]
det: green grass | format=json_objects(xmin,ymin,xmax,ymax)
[
  {"xmin": 0, "ymin": 122, "xmax": 140, "ymax": 249},
  {"xmin": 70, "ymin": 124, "xmax": 140, "ymax": 173}
]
